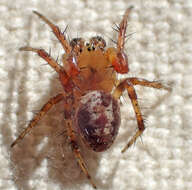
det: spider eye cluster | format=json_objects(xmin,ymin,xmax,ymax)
[
  {"xmin": 90, "ymin": 36, "xmax": 106, "ymax": 51},
  {"xmin": 70, "ymin": 36, "xmax": 106, "ymax": 53},
  {"xmin": 83, "ymin": 36, "xmax": 106, "ymax": 52},
  {"xmin": 70, "ymin": 37, "xmax": 84, "ymax": 54},
  {"xmin": 85, "ymin": 43, "xmax": 92, "ymax": 51}
]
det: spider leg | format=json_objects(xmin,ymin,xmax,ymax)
[
  {"xmin": 112, "ymin": 79, "xmax": 145, "ymax": 153},
  {"xmin": 113, "ymin": 77, "xmax": 170, "ymax": 153},
  {"xmin": 66, "ymin": 119, "xmax": 97, "ymax": 189},
  {"xmin": 33, "ymin": 11, "xmax": 71, "ymax": 54},
  {"xmin": 11, "ymin": 93, "xmax": 64, "ymax": 148},
  {"xmin": 123, "ymin": 80, "xmax": 144, "ymax": 153},
  {"xmin": 20, "ymin": 47, "xmax": 62, "ymax": 73},
  {"xmin": 127, "ymin": 77, "xmax": 171, "ymax": 91},
  {"xmin": 105, "ymin": 7, "xmax": 133, "ymax": 74},
  {"xmin": 117, "ymin": 6, "xmax": 133, "ymax": 51}
]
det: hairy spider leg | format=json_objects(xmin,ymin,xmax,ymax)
[
  {"xmin": 127, "ymin": 77, "xmax": 171, "ymax": 91},
  {"xmin": 11, "ymin": 93, "xmax": 64, "ymax": 148},
  {"xmin": 113, "ymin": 78, "xmax": 170, "ymax": 153},
  {"xmin": 105, "ymin": 7, "xmax": 133, "ymax": 74},
  {"xmin": 19, "ymin": 47, "xmax": 75, "ymax": 92},
  {"xmin": 33, "ymin": 11, "xmax": 71, "ymax": 54},
  {"xmin": 19, "ymin": 47, "xmax": 62, "ymax": 73},
  {"xmin": 117, "ymin": 6, "xmax": 133, "ymax": 51},
  {"xmin": 113, "ymin": 80, "xmax": 145, "ymax": 153},
  {"xmin": 65, "ymin": 119, "xmax": 97, "ymax": 189},
  {"xmin": 31, "ymin": 12, "xmax": 80, "ymax": 85}
]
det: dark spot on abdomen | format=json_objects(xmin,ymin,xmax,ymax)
[{"xmin": 75, "ymin": 91, "xmax": 120, "ymax": 152}]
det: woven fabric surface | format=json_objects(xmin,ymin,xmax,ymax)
[{"xmin": 0, "ymin": 0, "xmax": 191, "ymax": 190}]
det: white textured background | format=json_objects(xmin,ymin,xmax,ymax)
[{"xmin": 0, "ymin": 0, "xmax": 192, "ymax": 190}]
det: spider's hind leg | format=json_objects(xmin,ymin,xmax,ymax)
[
  {"xmin": 11, "ymin": 93, "xmax": 64, "ymax": 148},
  {"xmin": 113, "ymin": 79, "xmax": 145, "ymax": 153},
  {"xmin": 113, "ymin": 78, "xmax": 170, "ymax": 153},
  {"xmin": 65, "ymin": 119, "xmax": 97, "ymax": 189}
]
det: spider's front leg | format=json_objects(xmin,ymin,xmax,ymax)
[
  {"xmin": 65, "ymin": 119, "xmax": 97, "ymax": 189},
  {"xmin": 33, "ymin": 11, "xmax": 71, "ymax": 54},
  {"xmin": 20, "ymin": 47, "xmax": 62, "ymax": 73},
  {"xmin": 113, "ymin": 78, "xmax": 170, "ymax": 153},
  {"xmin": 11, "ymin": 93, "xmax": 64, "ymax": 148},
  {"xmin": 105, "ymin": 6, "xmax": 133, "ymax": 74},
  {"xmin": 117, "ymin": 6, "xmax": 133, "ymax": 51}
]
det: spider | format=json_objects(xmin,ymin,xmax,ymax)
[{"xmin": 11, "ymin": 7, "xmax": 170, "ymax": 189}]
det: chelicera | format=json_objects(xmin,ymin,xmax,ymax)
[{"xmin": 11, "ymin": 7, "xmax": 170, "ymax": 189}]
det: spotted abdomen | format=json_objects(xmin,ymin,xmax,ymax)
[{"xmin": 75, "ymin": 91, "xmax": 120, "ymax": 152}]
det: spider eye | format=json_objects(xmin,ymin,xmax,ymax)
[
  {"xmin": 70, "ymin": 38, "xmax": 84, "ymax": 54},
  {"xmin": 90, "ymin": 36, "xmax": 106, "ymax": 50}
]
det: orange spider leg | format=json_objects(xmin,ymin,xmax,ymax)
[
  {"xmin": 113, "ymin": 78, "xmax": 169, "ymax": 153},
  {"xmin": 20, "ymin": 47, "xmax": 62, "ymax": 73},
  {"xmin": 105, "ymin": 7, "xmax": 133, "ymax": 74},
  {"xmin": 11, "ymin": 93, "xmax": 64, "ymax": 148},
  {"xmin": 65, "ymin": 119, "xmax": 97, "ymax": 189},
  {"xmin": 117, "ymin": 6, "xmax": 133, "ymax": 51},
  {"xmin": 113, "ymin": 79, "xmax": 144, "ymax": 153},
  {"xmin": 127, "ymin": 77, "xmax": 171, "ymax": 91},
  {"xmin": 33, "ymin": 11, "xmax": 71, "ymax": 54}
]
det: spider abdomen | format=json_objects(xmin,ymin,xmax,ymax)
[{"xmin": 76, "ymin": 91, "xmax": 120, "ymax": 152}]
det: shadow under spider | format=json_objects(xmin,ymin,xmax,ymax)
[{"xmin": 10, "ymin": 68, "xmax": 103, "ymax": 189}]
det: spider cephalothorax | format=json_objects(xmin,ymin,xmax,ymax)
[{"xmin": 11, "ymin": 7, "xmax": 170, "ymax": 189}]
